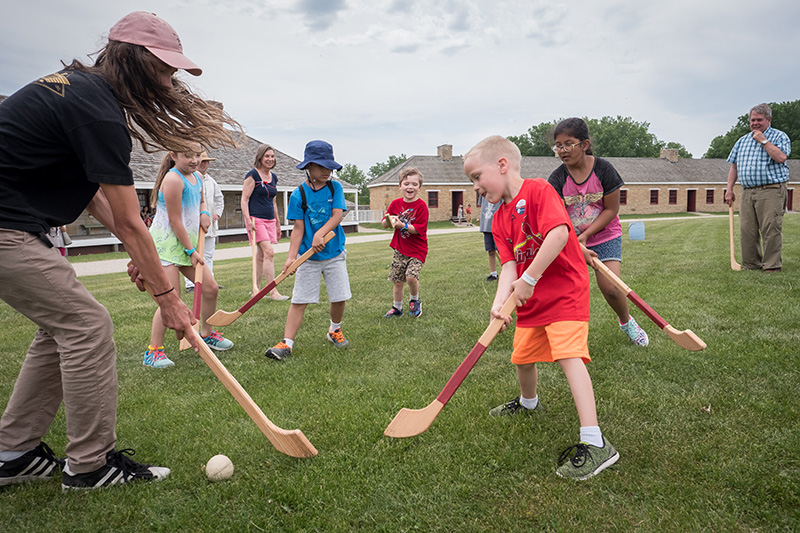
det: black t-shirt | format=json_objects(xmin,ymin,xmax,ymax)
[{"xmin": 0, "ymin": 69, "xmax": 133, "ymax": 233}]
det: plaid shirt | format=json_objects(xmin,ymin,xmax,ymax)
[{"xmin": 727, "ymin": 126, "xmax": 790, "ymax": 188}]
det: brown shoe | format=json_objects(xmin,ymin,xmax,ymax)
[{"xmin": 763, "ymin": 268, "xmax": 782, "ymax": 273}]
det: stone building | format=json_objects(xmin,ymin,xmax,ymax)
[{"xmin": 367, "ymin": 145, "xmax": 799, "ymax": 220}]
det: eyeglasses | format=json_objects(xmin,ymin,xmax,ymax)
[{"xmin": 551, "ymin": 141, "xmax": 583, "ymax": 154}]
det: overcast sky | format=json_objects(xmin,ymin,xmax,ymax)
[{"xmin": 2, "ymin": 1, "xmax": 799, "ymax": 172}]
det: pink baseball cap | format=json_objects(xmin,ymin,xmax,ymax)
[{"xmin": 108, "ymin": 11, "xmax": 202, "ymax": 76}]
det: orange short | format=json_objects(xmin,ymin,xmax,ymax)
[{"xmin": 510, "ymin": 321, "xmax": 590, "ymax": 365}]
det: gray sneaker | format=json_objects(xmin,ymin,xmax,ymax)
[
  {"xmin": 556, "ymin": 438, "xmax": 619, "ymax": 480},
  {"xmin": 265, "ymin": 342, "xmax": 292, "ymax": 361},
  {"xmin": 489, "ymin": 396, "xmax": 538, "ymax": 417},
  {"xmin": 326, "ymin": 328, "xmax": 349, "ymax": 348}
]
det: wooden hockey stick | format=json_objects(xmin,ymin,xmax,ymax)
[
  {"xmin": 729, "ymin": 205, "xmax": 741, "ymax": 271},
  {"xmin": 179, "ymin": 228, "xmax": 205, "ymax": 351},
  {"xmin": 142, "ymin": 281, "xmax": 317, "ymax": 458},
  {"xmin": 207, "ymin": 231, "xmax": 334, "ymax": 327},
  {"xmin": 250, "ymin": 219, "xmax": 259, "ymax": 295},
  {"xmin": 385, "ymin": 296, "xmax": 517, "ymax": 438},
  {"xmin": 590, "ymin": 257, "xmax": 706, "ymax": 351}
]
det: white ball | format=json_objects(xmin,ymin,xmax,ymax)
[{"xmin": 205, "ymin": 454, "xmax": 234, "ymax": 481}]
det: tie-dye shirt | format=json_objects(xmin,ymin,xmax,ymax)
[
  {"xmin": 547, "ymin": 157, "xmax": 623, "ymax": 247},
  {"xmin": 149, "ymin": 168, "xmax": 203, "ymax": 266}
]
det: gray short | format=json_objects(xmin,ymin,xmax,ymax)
[
  {"xmin": 483, "ymin": 232, "xmax": 498, "ymax": 252},
  {"xmin": 589, "ymin": 236, "xmax": 622, "ymax": 262},
  {"xmin": 291, "ymin": 250, "xmax": 352, "ymax": 304}
]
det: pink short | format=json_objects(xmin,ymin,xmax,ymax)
[{"xmin": 249, "ymin": 217, "xmax": 279, "ymax": 245}]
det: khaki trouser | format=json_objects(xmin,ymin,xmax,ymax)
[
  {"xmin": 740, "ymin": 183, "xmax": 787, "ymax": 270},
  {"xmin": 0, "ymin": 229, "xmax": 117, "ymax": 473}
]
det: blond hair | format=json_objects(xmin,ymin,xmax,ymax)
[
  {"xmin": 150, "ymin": 144, "xmax": 201, "ymax": 207},
  {"xmin": 399, "ymin": 167, "xmax": 423, "ymax": 186},
  {"xmin": 464, "ymin": 135, "xmax": 521, "ymax": 171}
]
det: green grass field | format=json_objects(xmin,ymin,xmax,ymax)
[{"xmin": 2, "ymin": 215, "xmax": 799, "ymax": 532}]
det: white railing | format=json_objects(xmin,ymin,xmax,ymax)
[{"xmin": 343, "ymin": 208, "xmax": 383, "ymax": 223}]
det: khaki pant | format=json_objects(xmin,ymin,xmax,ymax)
[
  {"xmin": 0, "ymin": 229, "xmax": 117, "ymax": 473},
  {"xmin": 740, "ymin": 183, "xmax": 787, "ymax": 270}
]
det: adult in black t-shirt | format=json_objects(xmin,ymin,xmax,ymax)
[{"xmin": 0, "ymin": 12, "xmax": 241, "ymax": 490}]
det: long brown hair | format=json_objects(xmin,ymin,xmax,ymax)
[
  {"xmin": 151, "ymin": 153, "xmax": 176, "ymax": 208},
  {"xmin": 64, "ymin": 41, "xmax": 243, "ymax": 153}
]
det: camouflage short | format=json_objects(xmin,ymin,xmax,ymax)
[{"xmin": 388, "ymin": 249, "xmax": 423, "ymax": 283}]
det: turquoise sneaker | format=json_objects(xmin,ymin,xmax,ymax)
[
  {"xmin": 202, "ymin": 331, "xmax": 233, "ymax": 351},
  {"xmin": 619, "ymin": 316, "xmax": 649, "ymax": 346},
  {"xmin": 143, "ymin": 346, "xmax": 174, "ymax": 368},
  {"xmin": 556, "ymin": 438, "xmax": 619, "ymax": 480}
]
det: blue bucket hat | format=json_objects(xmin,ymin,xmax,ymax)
[{"xmin": 296, "ymin": 140, "xmax": 342, "ymax": 171}]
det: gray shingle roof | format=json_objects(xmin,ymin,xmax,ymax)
[
  {"xmin": 130, "ymin": 133, "xmax": 354, "ymax": 191},
  {"xmin": 368, "ymin": 153, "xmax": 800, "ymax": 186}
]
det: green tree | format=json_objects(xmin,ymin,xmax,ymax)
[
  {"xmin": 508, "ymin": 121, "xmax": 558, "ymax": 156},
  {"xmin": 368, "ymin": 154, "xmax": 407, "ymax": 178},
  {"xmin": 586, "ymin": 116, "xmax": 663, "ymax": 157},
  {"xmin": 509, "ymin": 116, "xmax": 691, "ymax": 158},
  {"xmin": 704, "ymin": 100, "xmax": 800, "ymax": 159},
  {"xmin": 336, "ymin": 163, "xmax": 368, "ymax": 199}
]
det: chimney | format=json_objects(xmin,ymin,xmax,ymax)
[
  {"xmin": 660, "ymin": 148, "xmax": 679, "ymax": 163},
  {"xmin": 437, "ymin": 144, "xmax": 453, "ymax": 161}
]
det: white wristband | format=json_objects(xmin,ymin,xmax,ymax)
[{"xmin": 521, "ymin": 272, "xmax": 538, "ymax": 287}]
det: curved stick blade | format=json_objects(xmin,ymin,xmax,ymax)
[
  {"xmin": 664, "ymin": 325, "xmax": 706, "ymax": 351},
  {"xmin": 206, "ymin": 309, "xmax": 243, "ymax": 327},
  {"xmin": 384, "ymin": 401, "xmax": 445, "ymax": 438}
]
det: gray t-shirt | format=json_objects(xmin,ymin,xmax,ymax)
[{"xmin": 477, "ymin": 196, "xmax": 502, "ymax": 233}]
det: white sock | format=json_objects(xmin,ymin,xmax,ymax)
[
  {"xmin": 490, "ymin": 271, "xmax": 497, "ymax": 276},
  {"xmin": 409, "ymin": 294, "xmax": 419, "ymax": 301},
  {"xmin": 580, "ymin": 425, "xmax": 604, "ymax": 448},
  {"xmin": 519, "ymin": 395, "xmax": 538, "ymax": 410},
  {"xmin": 393, "ymin": 301, "xmax": 403, "ymax": 310},
  {"xmin": 330, "ymin": 321, "xmax": 341, "ymax": 332},
  {"xmin": 0, "ymin": 449, "xmax": 29, "ymax": 461},
  {"xmin": 283, "ymin": 338, "xmax": 294, "ymax": 349}
]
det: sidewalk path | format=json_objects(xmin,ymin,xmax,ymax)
[
  {"xmin": 70, "ymin": 227, "xmax": 480, "ymax": 277},
  {"xmin": 70, "ymin": 213, "xmax": 745, "ymax": 278}
]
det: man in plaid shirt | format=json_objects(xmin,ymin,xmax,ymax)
[{"xmin": 725, "ymin": 103, "xmax": 790, "ymax": 272}]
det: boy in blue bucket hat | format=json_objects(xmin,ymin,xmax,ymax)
[{"xmin": 265, "ymin": 140, "xmax": 352, "ymax": 361}]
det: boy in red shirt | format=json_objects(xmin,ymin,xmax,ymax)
[
  {"xmin": 463, "ymin": 135, "xmax": 618, "ymax": 480},
  {"xmin": 381, "ymin": 168, "xmax": 429, "ymax": 318}
]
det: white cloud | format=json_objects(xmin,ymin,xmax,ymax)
[{"xmin": 1, "ymin": 0, "xmax": 799, "ymax": 167}]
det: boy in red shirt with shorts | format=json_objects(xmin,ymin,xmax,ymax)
[
  {"xmin": 463, "ymin": 135, "xmax": 619, "ymax": 480},
  {"xmin": 381, "ymin": 168, "xmax": 429, "ymax": 318}
]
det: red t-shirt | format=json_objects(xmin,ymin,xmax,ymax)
[
  {"xmin": 492, "ymin": 178, "xmax": 590, "ymax": 327},
  {"xmin": 388, "ymin": 197, "xmax": 429, "ymax": 262}
]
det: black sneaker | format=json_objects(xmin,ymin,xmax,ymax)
[
  {"xmin": 486, "ymin": 274, "xmax": 498, "ymax": 282},
  {"xmin": 61, "ymin": 448, "xmax": 170, "ymax": 491},
  {"xmin": 0, "ymin": 442, "xmax": 65, "ymax": 487},
  {"xmin": 185, "ymin": 286, "xmax": 194, "ymax": 293},
  {"xmin": 383, "ymin": 306, "xmax": 403, "ymax": 318}
]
